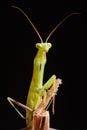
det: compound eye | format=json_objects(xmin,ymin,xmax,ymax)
[
  {"xmin": 36, "ymin": 43, "xmax": 42, "ymax": 49},
  {"xmin": 48, "ymin": 43, "xmax": 52, "ymax": 48}
]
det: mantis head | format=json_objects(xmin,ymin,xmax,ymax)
[{"xmin": 36, "ymin": 43, "xmax": 52, "ymax": 52}]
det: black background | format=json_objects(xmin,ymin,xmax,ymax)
[{"xmin": 0, "ymin": 0, "xmax": 87, "ymax": 130}]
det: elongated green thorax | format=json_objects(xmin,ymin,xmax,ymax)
[{"xmin": 33, "ymin": 43, "xmax": 52, "ymax": 87}]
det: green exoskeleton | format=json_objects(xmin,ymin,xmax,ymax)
[{"xmin": 7, "ymin": 6, "xmax": 80, "ymax": 129}]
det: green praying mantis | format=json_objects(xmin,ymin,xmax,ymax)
[{"xmin": 7, "ymin": 6, "xmax": 80, "ymax": 130}]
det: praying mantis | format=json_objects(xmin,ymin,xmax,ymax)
[{"xmin": 7, "ymin": 5, "xmax": 80, "ymax": 130}]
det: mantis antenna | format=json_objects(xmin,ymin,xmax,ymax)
[
  {"xmin": 45, "ymin": 12, "xmax": 80, "ymax": 42},
  {"xmin": 12, "ymin": 6, "xmax": 80, "ymax": 43},
  {"xmin": 12, "ymin": 5, "xmax": 43, "ymax": 43}
]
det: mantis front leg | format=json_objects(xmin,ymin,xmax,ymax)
[
  {"xmin": 37, "ymin": 75, "xmax": 56, "ymax": 96},
  {"xmin": 43, "ymin": 75, "xmax": 56, "ymax": 90},
  {"xmin": 43, "ymin": 75, "xmax": 56, "ymax": 110},
  {"xmin": 37, "ymin": 75, "xmax": 56, "ymax": 108}
]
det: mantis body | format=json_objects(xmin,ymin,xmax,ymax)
[
  {"xmin": 26, "ymin": 42, "xmax": 56, "ymax": 127},
  {"xmin": 8, "ymin": 6, "xmax": 80, "ymax": 129}
]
